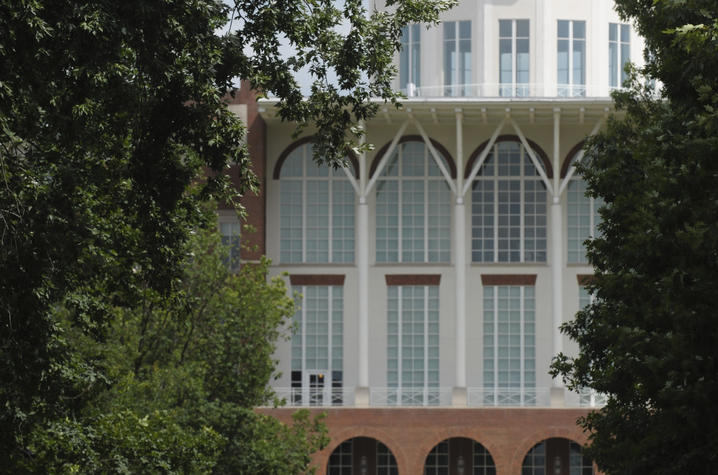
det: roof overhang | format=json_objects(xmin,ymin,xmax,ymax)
[{"xmin": 257, "ymin": 97, "xmax": 616, "ymax": 126}]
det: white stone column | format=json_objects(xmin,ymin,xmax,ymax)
[
  {"xmin": 356, "ymin": 126, "xmax": 370, "ymax": 406},
  {"xmin": 551, "ymin": 109, "xmax": 565, "ymax": 407},
  {"xmin": 453, "ymin": 109, "xmax": 467, "ymax": 406}
]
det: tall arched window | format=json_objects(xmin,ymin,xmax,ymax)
[
  {"xmin": 279, "ymin": 142, "xmax": 355, "ymax": 263},
  {"xmin": 567, "ymin": 175, "xmax": 602, "ymax": 264},
  {"xmin": 375, "ymin": 140, "xmax": 452, "ymax": 263},
  {"xmin": 471, "ymin": 141, "xmax": 548, "ymax": 263}
]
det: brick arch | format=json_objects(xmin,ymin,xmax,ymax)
[
  {"xmin": 369, "ymin": 134, "xmax": 456, "ymax": 179},
  {"xmin": 417, "ymin": 428, "xmax": 501, "ymax": 475},
  {"xmin": 319, "ymin": 426, "xmax": 408, "ymax": 475},
  {"xmin": 509, "ymin": 426, "xmax": 590, "ymax": 474},
  {"xmin": 560, "ymin": 140, "xmax": 587, "ymax": 178},
  {"xmin": 272, "ymin": 135, "xmax": 359, "ymax": 179},
  {"xmin": 419, "ymin": 427, "xmax": 499, "ymax": 463},
  {"xmin": 464, "ymin": 135, "xmax": 553, "ymax": 179}
]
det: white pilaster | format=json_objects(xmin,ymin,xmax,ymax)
[{"xmin": 592, "ymin": 0, "xmax": 609, "ymax": 97}]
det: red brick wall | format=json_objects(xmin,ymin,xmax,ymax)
[
  {"xmin": 258, "ymin": 407, "xmax": 595, "ymax": 475},
  {"xmin": 222, "ymin": 81, "xmax": 266, "ymax": 260}
]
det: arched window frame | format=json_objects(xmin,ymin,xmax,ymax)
[
  {"xmin": 425, "ymin": 438, "xmax": 497, "ymax": 475},
  {"xmin": 274, "ymin": 138, "xmax": 357, "ymax": 264},
  {"xmin": 327, "ymin": 438, "xmax": 399, "ymax": 475},
  {"xmin": 371, "ymin": 136, "xmax": 455, "ymax": 264},
  {"xmin": 562, "ymin": 142, "xmax": 602, "ymax": 264},
  {"xmin": 522, "ymin": 438, "xmax": 594, "ymax": 475},
  {"xmin": 467, "ymin": 137, "xmax": 551, "ymax": 263}
]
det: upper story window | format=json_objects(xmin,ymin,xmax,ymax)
[
  {"xmin": 443, "ymin": 20, "xmax": 471, "ymax": 97},
  {"xmin": 579, "ymin": 284, "xmax": 595, "ymax": 309},
  {"xmin": 291, "ymin": 284, "xmax": 343, "ymax": 406},
  {"xmin": 499, "ymin": 19, "xmax": 530, "ymax": 97},
  {"xmin": 375, "ymin": 140, "xmax": 452, "ymax": 263},
  {"xmin": 609, "ymin": 23, "xmax": 630, "ymax": 88},
  {"xmin": 471, "ymin": 141, "xmax": 548, "ymax": 263},
  {"xmin": 279, "ymin": 142, "xmax": 355, "ymax": 264},
  {"xmin": 400, "ymin": 24, "xmax": 421, "ymax": 95},
  {"xmin": 557, "ymin": 20, "xmax": 586, "ymax": 97},
  {"xmin": 567, "ymin": 176, "xmax": 602, "ymax": 264},
  {"xmin": 483, "ymin": 284, "xmax": 536, "ymax": 406},
  {"xmin": 387, "ymin": 284, "xmax": 440, "ymax": 406},
  {"xmin": 219, "ymin": 218, "xmax": 241, "ymax": 270}
]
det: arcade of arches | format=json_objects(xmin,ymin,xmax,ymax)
[{"xmin": 260, "ymin": 408, "xmax": 598, "ymax": 475}]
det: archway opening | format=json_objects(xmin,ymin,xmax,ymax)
[
  {"xmin": 327, "ymin": 437, "xmax": 398, "ymax": 475},
  {"xmin": 521, "ymin": 437, "xmax": 594, "ymax": 475},
  {"xmin": 424, "ymin": 437, "xmax": 496, "ymax": 475}
]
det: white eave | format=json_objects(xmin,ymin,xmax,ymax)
[{"xmin": 256, "ymin": 96, "xmax": 616, "ymax": 126}]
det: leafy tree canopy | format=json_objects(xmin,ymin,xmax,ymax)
[
  {"xmin": 552, "ymin": 1, "xmax": 718, "ymax": 473},
  {"xmin": 0, "ymin": 0, "xmax": 455, "ymax": 469},
  {"xmin": 22, "ymin": 225, "xmax": 328, "ymax": 473}
]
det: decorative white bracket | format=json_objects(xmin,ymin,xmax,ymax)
[{"xmin": 558, "ymin": 119, "xmax": 604, "ymax": 196}]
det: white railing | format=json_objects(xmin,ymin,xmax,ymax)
[
  {"xmin": 273, "ymin": 387, "xmax": 355, "ymax": 407},
  {"xmin": 467, "ymin": 387, "xmax": 551, "ymax": 407},
  {"xmin": 566, "ymin": 389, "xmax": 607, "ymax": 408},
  {"xmin": 400, "ymin": 82, "xmax": 613, "ymax": 99},
  {"xmin": 271, "ymin": 386, "xmax": 605, "ymax": 408},
  {"xmin": 369, "ymin": 387, "xmax": 453, "ymax": 407}
]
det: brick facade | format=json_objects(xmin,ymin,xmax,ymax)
[
  {"xmin": 260, "ymin": 408, "xmax": 594, "ymax": 475},
  {"xmin": 224, "ymin": 81, "xmax": 266, "ymax": 260}
]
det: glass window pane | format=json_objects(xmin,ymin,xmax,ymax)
[
  {"xmin": 557, "ymin": 39, "xmax": 569, "ymax": 84},
  {"xmin": 557, "ymin": 20, "xmax": 569, "ymax": 38},
  {"xmin": 574, "ymin": 20, "xmax": 585, "ymax": 38},
  {"xmin": 621, "ymin": 23, "xmax": 630, "ymax": 42},
  {"xmin": 516, "ymin": 19, "xmax": 529, "ymax": 37},
  {"xmin": 459, "ymin": 20, "xmax": 471, "ymax": 39},
  {"xmin": 499, "ymin": 19, "xmax": 512, "ymax": 37}
]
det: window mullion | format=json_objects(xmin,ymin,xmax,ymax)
[
  {"xmin": 398, "ymin": 153, "xmax": 403, "ymax": 263},
  {"xmin": 568, "ymin": 20, "xmax": 573, "ymax": 89},
  {"xmin": 512, "ymin": 21, "xmax": 517, "ymax": 96},
  {"xmin": 397, "ymin": 288, "xmax": 403, "ymax": 399},
  {"xmin": 301, "ymin": 286, "xmax": 307, "ymax": 405},
  {"xmin": 327, "ymin": 286, "xmax": 333, "ymax": 403},
  {"xmin": 424, "ymin": 286, "xmax": 429, "ymax": 405},
  {"xmin": 424, "ymin": 170, "xmax": 430, "ymax": 262},
  {"xmin": 302, "ymin": 166, "xmax": 307, "ymax": 264},
  {"xmin": 410, "ymin": 29, "xmax": 414, "ymax": 84},
  {"xmin": 455, "ymin": 24, "xmax": 460, "ymax": 90},
  {"xmin": 493, "ymin": 146, "xmax": 499, "ymax": 263},
  {"xmin": 520, "ymin": 286, "xmax": 525, "ymax": 406},
  {"xmin": 493, "ymin": 288, "xmax": 499, "ymax": 403},
  {"xmin": 589, "ymin": 196, "xmax": 595, "ymax": 238},
  {"xmin": 520, "ymin": 149, "xmax": 525, "ymax": 262},
  {"xmin": 328, "ymin": 176, "xmax": 333, "ymax": 263}
]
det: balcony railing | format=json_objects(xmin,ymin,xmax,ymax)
[
  {"xmin": 467, "ymin": 387, "xmax": 551, "ymax": 407},
  {"xmin": 369, "ymin": 387, "xmax": 453, "ymax": 407},
  {"xmin": 270, "ymin": 386, "xmax": 606, "ymax": 408},
  {"xmin": 273, "ymin": 387, "xmax": 355, "ymax": 407},
  {"xmin": 400, "ymin": 82, "xmax": 613, "ymax": 99},
  {"xmin": 566, "ymin": 389, "xmax": 607, "ymax": 408}
]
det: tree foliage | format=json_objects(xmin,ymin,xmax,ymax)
[
  {"xmin": 0, "ymin": 0, "xmax": 454, "ymax": 469},
  {"xmin": 21, "ymin": 224, "xmax": 328, "ymax": 473},
  {"xmin": 552, "ymin": 1, "xmax": 718, "ymax": 473}
]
